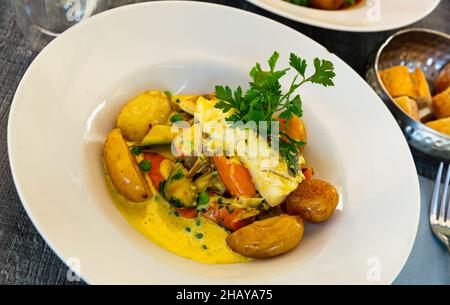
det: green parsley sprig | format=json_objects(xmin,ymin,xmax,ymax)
[{"xmin": 214, "ymin": 51, "xmax": 335, "ymax": 175}]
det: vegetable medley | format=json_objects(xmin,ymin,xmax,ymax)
[{"xmin": 103, "ymin": 52, "xmax": 340, "ymax": 261}]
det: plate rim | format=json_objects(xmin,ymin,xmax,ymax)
[
  {"xmin": 7, "ymin": 0, "xmax": 421, "ymax": 284},
  {"xmin": 245, "ymin": 0, "xmax": 441, "ymax": 32}
]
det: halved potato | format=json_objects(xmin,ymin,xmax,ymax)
[
  {"xmin": 286, "ymin": 179, "xmax": 339, "ymax": 223},
  {"xmin": 226, "ymin": 215, "xmax": 304, "ymax": 258},
  {"xmin": 117, "ymin": 90, "xmax": 172, "ymax": 141},
  {"xmin": 103, "ymin": 128, "xmax": 151, "ymax": 202}
]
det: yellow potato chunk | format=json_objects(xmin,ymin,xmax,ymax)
[
  {"xmin": 426, "ymin": 117, "xmax": 450, "ymax": 136},
  {"xmin": 379, "ymin": 66, "xmax": 414, "ymax": 97},
  {"xmin": 394, "ymin": 96, "xmax": 420, "ymax": 121},
  {"xmin": 117, "ymin": 90, "xmax": 171, "ymax": 141},
  {"xmin": 411, "ymin": 68, "xmax": 432, "ymax": 108},
  {"xmin": 103, "ymin": 128, "xmax": 151, "ymax": 202},
  {"xmin": 435, "ymin": 63, "xmax": 450, "ymax": 94},
  {"xmin": 432, "ymin": 87, "xmax": 450, "ymax": 119},
  {"xmin": 379, "ymin": 66, "xmax": 431, "ymax": 108},
  {"xmin": 141, "ymin": 125, "xmax": 179, "ymax": 146}
]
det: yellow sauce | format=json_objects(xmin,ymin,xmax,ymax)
[{"xmin": 106, "ymin": 176, "xmax": 250, "ymax": 264}]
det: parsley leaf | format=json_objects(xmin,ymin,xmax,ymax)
[
  {"xmin": 268, "ymin": 51, "xmax": 280, "ymax": 71},
  {"xmin": 214, "ymin": 51, "xmax": 335, "ymax": 175},
  {"xmin": 310, "ymin": 58, "xmax": 336, "ymax": 87},
  {"xmin": 289, "ymin": 53, "xmax": 307, "ymax": 78}
]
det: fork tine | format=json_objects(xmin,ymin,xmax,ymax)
[
  {"xmin": 439, "ymin": 164, "xmax": 450, "ymax": 223},
  {"xmin": 446, "ymin": 190, "xmax": 450, "ymax": 225},
  {"xmin": 431, "ymin": 162, "xmax": 444, "ymax": 221}
]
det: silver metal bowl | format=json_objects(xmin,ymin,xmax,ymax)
[{"xmin": 366, "ymin": 28, "xmax": 450, "ymax": 161}]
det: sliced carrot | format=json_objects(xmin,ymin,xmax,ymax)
[
  {"xmin": 202, "ymin": 201, "xmax": 253, "ymax": 231},
  {"xmin": 175, "ymin": 207, "xmax": 198, "ymax": 219},
  {"xmin": 143, "ymin": 153, "xmax": 166, "ymax": 187},
  {"xmin": 212, "ymin": 156, "xmax": 256, "ymax": 197},
  {"xmin": 219, "ymin": 207, "xmax": 254, "ymax": 232},
  {"xmin": 278, "ymin": 115, "xmax": 307, "ymax": 151},
  {"xmin": 202, "ymin": 202, "xmax": 222, "ymax": 224},
  {"xmin": 302, "ymin": 167, "xmax": 314, "ymax": 181}
]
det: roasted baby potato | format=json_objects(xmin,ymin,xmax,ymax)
[
  {"xmin": 227, "ymin": 215, "xmax": 304, "ymax": 258},
  {"xmin": 435, "ymin": 63, "xmax": 450, "ymax": 94},
  {"xmin": 310, "ymin": 0, "xmax": 343, "ymax": 10},
  {"xmin": 286, "ymin": 179, "xmax": 339, "ymax": 223},
  {"xmin": 117, "ymin": 90, "xmax": 172, "ymax": 141},
  {"xmin": 103, "ymin": 128, "xmax": 151, "ymax": 202},
  {"xmin": 432, "ymin": 87, "xmax": 450, "ymax": 119}
]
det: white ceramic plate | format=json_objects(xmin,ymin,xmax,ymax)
[
  {"xmin": 8, "ymin": 1, "xmax": 420, "ymax": 284},
  {"xmin": 246, "ymin": 0, "xmax": 441, "ymax": 32}
]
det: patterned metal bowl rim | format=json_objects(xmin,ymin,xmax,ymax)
[{"xmin": 374, "ymin": 27, "xmax": 450, "ymax": 141}]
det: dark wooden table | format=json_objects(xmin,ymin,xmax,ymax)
[{"xmin": 0, "ymin": 0, "xmax": 448, "ymax": 285}]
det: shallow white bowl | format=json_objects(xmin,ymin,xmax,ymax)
[
  {"xmin": 8, "ymin": 1, "xmax": 420, "ymax": 284},
  {"xmin": 246, "ymin": 0, "xmax": 440, "ymax": 32}
]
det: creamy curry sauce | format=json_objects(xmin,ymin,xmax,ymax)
[{"xmin": 106, "ymin": 176, "xmax": 250, "ymax": 264}]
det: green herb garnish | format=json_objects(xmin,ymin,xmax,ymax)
[
  {"xmin": 214, "ymin": 51, "xmax": 335, "ymax": 175},
  {"xmin": 169, "ymin": 197, "xmax": 184, "ymax": 208},
  {"xmin": 130, "ymin": 146, "xmax": 142, "ymax": 156},
  {"xmin": 217, "ymin": 197, "xmax": 224, "ymax": 209},
  {"xmin": 197, "ymin": 191, "xmax": 210, "ymax": 206},
  {"xmin": 170, "ymin": 171, "xmax": 184, "ymax": 181},
  {"xmin": 164, "ymin": 90, "xmax": 172, "ymax": 100},
  {"xmin": 288, "ymin": 0, "xmax": 309, "ymax": 6},
  {"xmin": 226, "ymin": 205, "xmax": 234, "ymax": 214},
  {"xmin": 195, "ymin": 233, "xmax": 204, "ymax": 239},
  {"xmin": 184, "ymin": 227, "xmax": 191, "ymax": 232},
  {"xmin": 170, "ymin": 113, "xmax": 183, "ymax": 123},
  {"xmin": 159, "ymin": 180, "xmax": 166, "ymax": 197},
  {"xmin": 139, "ymin": 160, "xmax": 152, "ymax": 172}
]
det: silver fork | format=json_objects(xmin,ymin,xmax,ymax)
[{"xmin": 430, "ymin": 162, "xmax": 450, "ymax": 252}]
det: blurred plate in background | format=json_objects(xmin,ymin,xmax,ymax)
[{"xmin": 246, "ymin": 0, "xmax": 441, "ymax": 32}]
